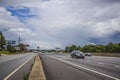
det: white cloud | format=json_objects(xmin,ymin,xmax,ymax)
[
  {"xmin": 0, "ymin": 7, "xmax": 35, "ymax": 43},
  {"xmin": 0, "ymin": 0, "xmax": 120, "ymax": 49}
]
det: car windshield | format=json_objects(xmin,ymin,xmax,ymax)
[{"xmin": 72, "ymin": 51, "xmax": 82, "ymax": 53}]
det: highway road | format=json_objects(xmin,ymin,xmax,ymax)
[
  {"xmin": 0, "ymin": 53, "xmax": 36, "ymax": 80},
  {"xmin": 41, "ymin": 54, "xmax": 120, "ymax": 80}
]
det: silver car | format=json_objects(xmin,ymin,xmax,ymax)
[{"xmin": 71, "ymin": 50, "xmax": 85, "ymax": 59}]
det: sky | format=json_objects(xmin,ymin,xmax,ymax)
[{"xmin": 0, "ymin": 0, "xmax": 120, "ymax": 49}]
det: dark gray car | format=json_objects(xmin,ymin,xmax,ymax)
[
  {"xmin": 85, "ymin": 53, "xmax": 92, "ymax": 56},
  {"xmin": 71, "ymin": 50, "xmax": 85, "ymax": 59}
]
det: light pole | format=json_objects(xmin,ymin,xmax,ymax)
[
  {"xmin": 18, "ymin": 37, "xmax": 21, "ymax": 44},
  {"xmin": 37, "ymin": 46, "xmax": 40, "ymax": 52}
]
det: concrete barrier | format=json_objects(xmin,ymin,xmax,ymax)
[{"xmin": 29, "ymin": 55, "xmax": 46, "ymax": 80}]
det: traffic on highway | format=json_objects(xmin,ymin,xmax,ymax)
[
  {"xmin": 0, "ymin": 52, "xmax": 120, "ymax": 80},
  {"xmin": 41, "ymin": 52, "xmax": 120, "ymax": 80},
  {"xmin": 0, "ymin": 0, "xmax": 120, "ymax": 80}
]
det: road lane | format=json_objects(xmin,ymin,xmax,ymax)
[
  {"xmin": 0, "ymin": 54, "xmax": 25, "ymax": 63},
  {"xmin": 51, "ymin": 54, "xmax": 120, "ymax": 68},
  {"xmin": 51, "ymin": 54, "xmax": 120, "ymax": 65},
  {"xmin": 41, "ymin": 55, "xmax": 110, "ymax": 80},
  {"xmin": 0, "ymin": 53, "xmax": 36, "ymax": 80},
  {"xmin": 41, "ymin": 54, "xmax": 120, "ymax": 80},
  {"xmin": 51, "ymin": 54, "xmax": 120, "ymax": 79},
  {"xmin": 8, "ymin": 55, "xmax": 35, "ymax": 80}
]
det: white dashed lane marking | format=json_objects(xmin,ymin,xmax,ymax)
[
  {"xmin": 98, "ymin": 62, "xmax": 104, "ymax": 65},
  {"xmin": 86, "ymin": 60, "xmax": 90, "ymax": 62}
]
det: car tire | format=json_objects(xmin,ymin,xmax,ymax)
[
  {"xmin": 71, "ymin": 55, "xmax": 73, "ymax": 58},
  {"xmin": 82, "ymin": 57, "xmax": 85, "ymax": 59},
  {"xmin": 74, "ymin": 55, "xmax": 76, "ymax": 58}
]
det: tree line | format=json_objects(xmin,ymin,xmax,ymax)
[
  {"xmin": 0, "ymin": 31, "xmax": 28, "ymax": 53},
  {"xmin": 65, "ymin": 42, "xmax": 120, "ymax": 53}
]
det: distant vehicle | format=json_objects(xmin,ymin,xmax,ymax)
[
  {"xmin": 58, "ymin": 52, "xmax": 63, "ymax": 54},
  {"xmin": 71, "ymin": 50, "xmax": 85, "ymax": 59},
  {"xmin": 85, "ymin": 53, "xmax": 92, "ymax": 56},
  {"xmin": 34, "ymin": 51, "xmax": 37, "ymax": 53}
]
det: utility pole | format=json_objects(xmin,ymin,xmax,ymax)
[
  {"xmin": 18, "ymin": 37, "xmax": 20, "ymax": 44},
  {"xmin": 37, "ymin": 46, "xmax": 40, "ymax": 52}
]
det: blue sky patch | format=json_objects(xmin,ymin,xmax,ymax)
[{"xmin": 6, "ymin": 6, "xmax": 37, "ymax": 23}]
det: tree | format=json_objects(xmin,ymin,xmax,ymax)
[
  {"xmin": 68, "ymin": 45, "xmax": 78, "ymax": 52},
  {"xmin": 65, "ymin": 46, "xmax": 69, "ymax": 52},
  {"xmin": 81, "ymin": 44, "xmax": 103, "ymax": 53},
  {"xmin": 18, "ymin": 43, "xmax": 28, "ymax": 52},
  {"xmin": 117, "ymin": 43, "xmax": 120, "ymax": 53},
  {"xmin": 65, "ymin": 42, "xmax": 120, "ymax": 53},
  {"xmin": 0, "ymin": 31, "xmax": 6, "ymax": 50},
  {"xmin": 7, "ymin": 44, "xmax": 16, "ymax": 52},
  {"xmin": 77, "ymin": 46, "xmax": 81, "ymax": 50},
  {"xmin": 97, "ymin": 45, "xmax": 105, "ymax": 53},
  {"xmin": 65, "ymin": 45, "xmax": 81, "ymax": 53},
  {"xmin": 81, "ymin": 42, "xmax": 120, "ymax": 53}
]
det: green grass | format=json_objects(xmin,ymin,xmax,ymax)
[
  {"xmin": 0, "ymin": 51, "xmax": 15, "ymax": 55},
  {"xmin": 93, "ymin": 53, "xmax": 120, "ymax": 57},
  {"xmin": 23, "ymin": 72, "xmax": 30, "ymax": 80}
]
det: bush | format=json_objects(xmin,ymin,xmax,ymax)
[
  {"xmin": 0, "ymin": 51, "xmax": 14, "ymax": 55},
  {"xmin": 65, "ymin": 42, "xmax": 120, "ymax": 53}
]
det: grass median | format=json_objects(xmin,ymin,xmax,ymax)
[
  {"xmin": 0, "ymin": 51, "xmax": 15, "ymax": 55},
  {"xmin": 92, "ymin": 53, "xmax": 120, "ymax": 57}
]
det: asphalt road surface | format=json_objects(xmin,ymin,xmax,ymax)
[
  {"xmin": 0, "ymin": 53, "xmax": 36, "ymax": 80},
  {"xmin": 41, "ymin": 54, "xmax": 120, "ymax": 80}
]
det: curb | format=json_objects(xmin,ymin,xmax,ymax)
[{"xmin": 29, "ymin": 55, "xmax": 46, "ymax": 80}]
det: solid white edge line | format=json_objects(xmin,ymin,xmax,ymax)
[
  {"xmin": 3, "ymin": 55, "xmax": 35, "ymax": 80},
  {"xmin": 48, "ymin": 55, "xmax": 120, "ymax": 80}
]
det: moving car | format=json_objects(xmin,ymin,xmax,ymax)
[
  {"xmin": 85, "ymin": 53, "xmax": 92, "ymax": 56},
  {"xmin": 34, "ymin": 51, "xmax": 37, "ymax": 53},
  {"xmin": 71, "ymin": 50, "xmax": 85, "ymax": 59}
]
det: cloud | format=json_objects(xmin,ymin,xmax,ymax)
[
  {"xmin": 0, "ymin": 7, "xmax": 35, "ymax": 42},
  {"xmin": 0, "ymin": 0, "xmax": 120, "ymax": 49}
]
